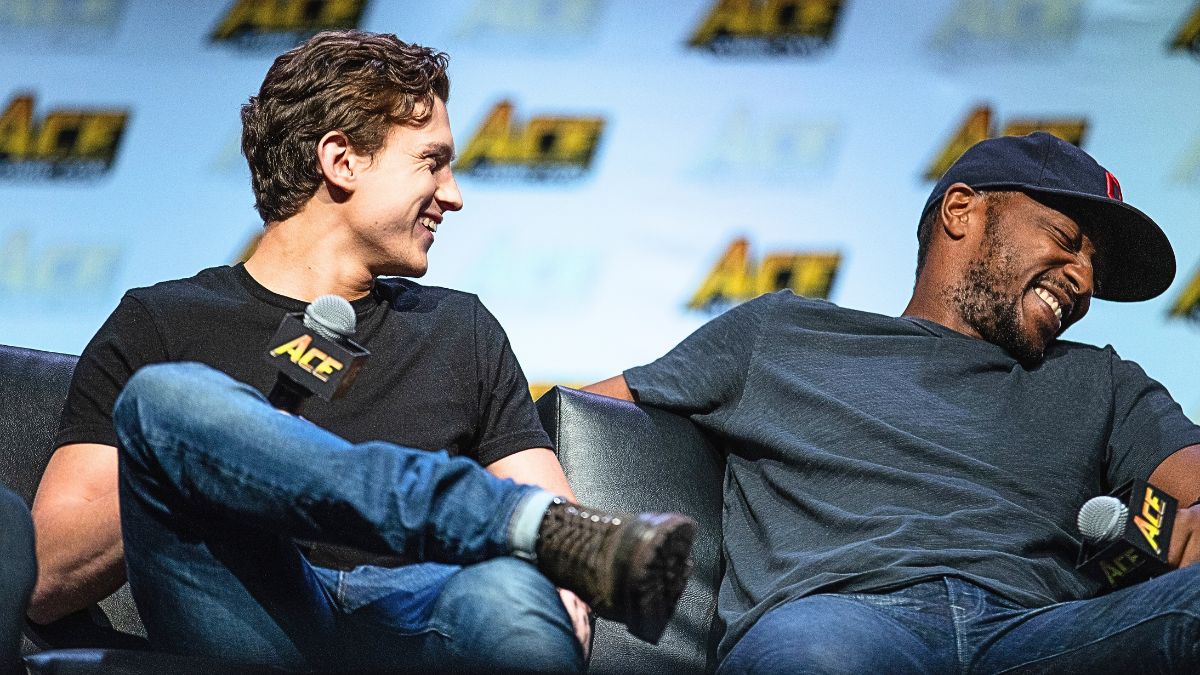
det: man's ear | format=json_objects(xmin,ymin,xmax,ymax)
[
  {"xmin": 939, "ymin": 183, "xmax": 981, "ymax": 240},
  {"xmin": 316, "ymin": 130, "xmax": 360, "ymax": 194}
]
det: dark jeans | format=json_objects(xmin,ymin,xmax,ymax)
[
  {"xmin": 0, "ymin": 486, "xmax": 35, "ymax": 675},
  {"xmin": 720, "ymin": 573, "xmax": 1200, "ymax": 674},
  {"xmin": 114, "ymin": 362, "xmax": 580, "ymax": 672}
]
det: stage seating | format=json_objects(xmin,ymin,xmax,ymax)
[
  {"xmin": 536, "ymin": 386, "xmax": 724, "ymax": 674},
  {"xmin": 0, "ymin": 345, "xmax": 282, "ymax": 674},
  {"xmin": 0, "ymin": 346, "xmax": 723, "ymax": 672}
]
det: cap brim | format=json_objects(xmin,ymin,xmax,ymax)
[
  {"xmin": 1023, "ymin": 188, "xmax": 1175, "ymax": 302},
  {"xmin": 967, "ymin": 183, "xmax": 1176, "ymax": 302}
]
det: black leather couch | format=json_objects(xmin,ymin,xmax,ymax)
[
  {"xmin": 0, "ymin": 345, "xmax": 724, "ymax": 673},
  {"xmin": 536, "ymin": 387, "xmax": 725, "ymax": 673},
  {"xmin": 1, "ymin": 345, "xmax": 276, "ymax": 674}
]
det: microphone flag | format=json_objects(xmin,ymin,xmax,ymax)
[
  {"xmin": 1076, "ymin": 479, "xmax": 1176, "ymax": 592},
  {"xmin": 264, "ymin": 311, "xmax": 369, "ymax": 412}
]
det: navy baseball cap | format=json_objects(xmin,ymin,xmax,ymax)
[{"xmin": 921, "ymin": 132, "xmax": 1175, "ymax": 302}]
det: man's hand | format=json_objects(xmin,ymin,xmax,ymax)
[
  {"xmin": 1150, "ymin": 444, "xmax": 1200, "ymax": 569},
  {"xmin": 1168, "ymin": 503, "xmax": 1200, "ymax": 568},
  {"xmin": 559, "ymin": 587, "xmax": 592, "ymax": 661}
]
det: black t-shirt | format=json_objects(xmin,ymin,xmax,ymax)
[
  {"xmin": 56, "ymin": 264, "xmax": 551, "ymax": 467},
  {"xmin": 625, "ymin": 290, "xmax": 1200, "ymax": 660}
]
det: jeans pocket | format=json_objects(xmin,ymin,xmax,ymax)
[{"xmin": 333, "ymin": 562, "xmax": 460, "ymax": 631}]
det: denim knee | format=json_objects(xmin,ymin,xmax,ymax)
[
  {"xmin": 1151, "ymin": 564, "xmax": 1200, "ymax": 648},
  {"xmin": 432, "ymin": 557, "xmax": 582, "ymax": 672},
  {"xmin": 116, "ymin": 362, "xmax": 231, "ymax": 425},
  {"xmin": 114, "ymin": 362, "xmax": 250, "ymax": 457}
]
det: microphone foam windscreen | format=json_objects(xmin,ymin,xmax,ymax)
[
  {"xmin": 1077, "ymin": 495, "xmax": 1128, "ymax": 542},
  {"xmin": 304, "ymin": 294, "xmax": 356, "ymax": 340}
]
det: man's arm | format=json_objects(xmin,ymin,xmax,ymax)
[
  {"xmin": 581, "ymin": 375, "xmax": 634, "ymax": 401},
  {"xmin": 487, "ymin": 447, "xmax": 576, "ymax": 501},
  {"xmin": 28, "ymin": 443, "xmax": 124, "ymax": 624},
  {"xmin": 1149, "ymin": 444, "xmax": 1200, "ymax": 569}
]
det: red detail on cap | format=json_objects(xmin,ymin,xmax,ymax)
[{"xmin": 1106, "ymin": 171, "xmax": 1123, "ymax": 201}]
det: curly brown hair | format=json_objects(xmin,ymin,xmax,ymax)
[{"xmin": 241, "ymin": 30, "xmax": 450, "ymax": 223}]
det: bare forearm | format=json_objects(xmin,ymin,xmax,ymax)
[
  {"xmin": 581, "ymin": 375, "xmax": 634, "ymax": 401},
  {"xmin": 29, "ymin": 490, "xmax": 125, "ymax": 624},
  {"xmin": 488, "ymin": 448, "xmax": 577, "ymax": 502}
]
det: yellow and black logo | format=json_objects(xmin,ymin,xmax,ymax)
[
  {"xmin": 454, "ymin": 100, "xmax": 605, "ymax": 182},
  {"xmin": 1098, "ymin": 547, "xmax": 1143, "ymax": 587},
  {"xmin": 1169, "ymin": 4, "xmax": 1200, "ymax": 58},
  {"xmin": 1169, "ymin": 263, "xmax": 1200, "ymax": 322},
  {"xmin": 210, "ymin": 0, "xmax": 367, "ymax": 51},
  {"xmin": 924, "ymin": 105, "xmax": 1087, "ymax": 181},
  {"xmin": 0, "ymin": 94, "xmax": 128, "ymax": 181},
  {"xmin": 688, "ymin": 237, "xmax": 840, "ymax": 313},
  {"xmin": 687, "ymin": 0, "xmax": 844, "ymax": 57},
  {"xmin": 270, "ymin": 333, "xmax": 345, "ymax": 382},
  {"xmin": 1132, "ymin": 485, "xmax": 1168, "ymax": 555}
]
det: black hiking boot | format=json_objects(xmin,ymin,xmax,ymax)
[{"xmin": 534, "ymin": 499, "xmax": 696, "ymax": 644}]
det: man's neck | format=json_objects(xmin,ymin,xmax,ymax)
[
  {"xmin": 901, "ymin": 286, "xmax": 982, "ymax": 341},
  {"xmin": 243, "ymin": 210, "xmax": 375, "ymax": 303}
]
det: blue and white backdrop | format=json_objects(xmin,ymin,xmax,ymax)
[{"xmin": 4, "ymin": 0, "xmax": 1200, "ymax": 413}]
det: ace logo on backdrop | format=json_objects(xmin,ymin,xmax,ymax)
[
  {"xmin": 454, "ymin": 100, "xmax": 605, "ymax": 182},
  {"xmin": 455, "ymin": 0, "xmax": 605, "ymax": 51},
  {"xmin": 0, "ymin": 229, "xmax": 122, "ymax": 303},
  {"xmin": 687, "ymin": 0, "xmax": 844, "ymax": 57},
  {"xmin": 688, "ymin": 238, "xmax": 840, "ymax": 313},
  {"xmin": 1169, "ymin": 4, "xmax": 1200, "ymax": 60},
  {"xmin": 924, "ymin": 105, "xmax": 1087, "ymax": 181},
  {"xmin": 1168, "ymin": 263, "xmax": 1200, "ymax": 323},
  {"xmin": 0, "ymin": 94, "xmax": 128, "ymax": 181},
  {"xmin": 210, "ymin": 0, "xmax": 367, "ymax": 51},
  {"xmin": 928, "ymin": 0, "xmax": 1084, "ymax": 57}
]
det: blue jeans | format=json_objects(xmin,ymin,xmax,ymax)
[
  {"xmin": 719, "ymin": 573, "xmax": 1200, "ymax": 674},
  {"xmin": 113, "ymin": 362, "xmax": 582, "ymax": 672},
  {"xmin": 0, "ymin": 487, "xmax": 35, "ymax": 675}
]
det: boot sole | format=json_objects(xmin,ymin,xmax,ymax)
[{"xmin": 617, "ymin": 513, "xmax": 697, "ymax": 644}]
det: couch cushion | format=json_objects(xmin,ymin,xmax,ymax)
[
  {"xmin": 536, "ymin": 386, "xmax": 725, "ymax": 674},
  {"xmin": 0, "ymin": 344, "xmax": 77, "ymax": 505}
]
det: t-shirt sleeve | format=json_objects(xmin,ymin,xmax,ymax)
[
  {"xmin": 471, "ymin": 299, "xmax": 553, "ymax": 467},
  {"xmin": 54, "ymin": 294, "xmax": 168, "ymax": 449},
  {"xmin": 624, "ymin": 292, "xmax": 772, "ymax": 416},
  {"xmin": 1105, "ymin": 352, "xmax": 1200, "ymax": 489}
]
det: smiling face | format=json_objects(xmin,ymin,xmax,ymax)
[
  {"xmin": 346, "ymin": 96, "xmax": 463, "ymax": 277},
  {"xmin": 947, "ymin": 191, "xmax": 1097, "ymax": 363}
]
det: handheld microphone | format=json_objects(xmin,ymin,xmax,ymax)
[
  {"xmin": 1075, "ymin": 479, "xmax": 1176, "ymax": 592},
  {"xmin": 263, "ymin": 295, "xmax": 369, "ymax": 414}
]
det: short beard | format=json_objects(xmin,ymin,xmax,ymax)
[{"xmin": 947, "ymin": 207, "xmax": 1045, "ymax": 364}]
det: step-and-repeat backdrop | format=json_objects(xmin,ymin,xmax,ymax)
[{"xmin": 4, "ymin": 0, "xmax": 1200, "ymax": 413}]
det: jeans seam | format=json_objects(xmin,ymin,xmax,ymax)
[
  {"xmin": 947, "ymin": 578, "xmax": 972, "ymax": 675},
  {"xmin": 988, "ymin": 609, "xmax": 1200, "ymax": 674}
]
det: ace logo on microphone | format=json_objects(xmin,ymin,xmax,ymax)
[
  {"xmin": 1077, "ymin": 480, "xmax": 1177, "ymax": 591},
  {"xmin": 1132, "ymin": 485, "xmax": 1170, "ymax": 556},
  {"xmin": 264, "ymin": 313, "xmax": 367, "ymax": 401}
]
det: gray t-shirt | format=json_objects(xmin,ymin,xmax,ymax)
[{"xmin": 625, "ymin": 291, "xmax": 1200, "ymax": 660}]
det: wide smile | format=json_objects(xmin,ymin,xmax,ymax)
[
  {"xmin": 1032, "ymin": 285, "xmax": 1074, "ymax": 333},
  {"xmin": 1033, "ymin": 287, "xmax": 1061, "ymax": 322},
  {"xmin": 419, "ymin": 216, "xmax": 438, "ymax": 234}
]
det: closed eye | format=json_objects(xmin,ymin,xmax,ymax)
[{"xmin": 1045, "ymin": 221, "xmax": 1082, "ymax": 253}]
